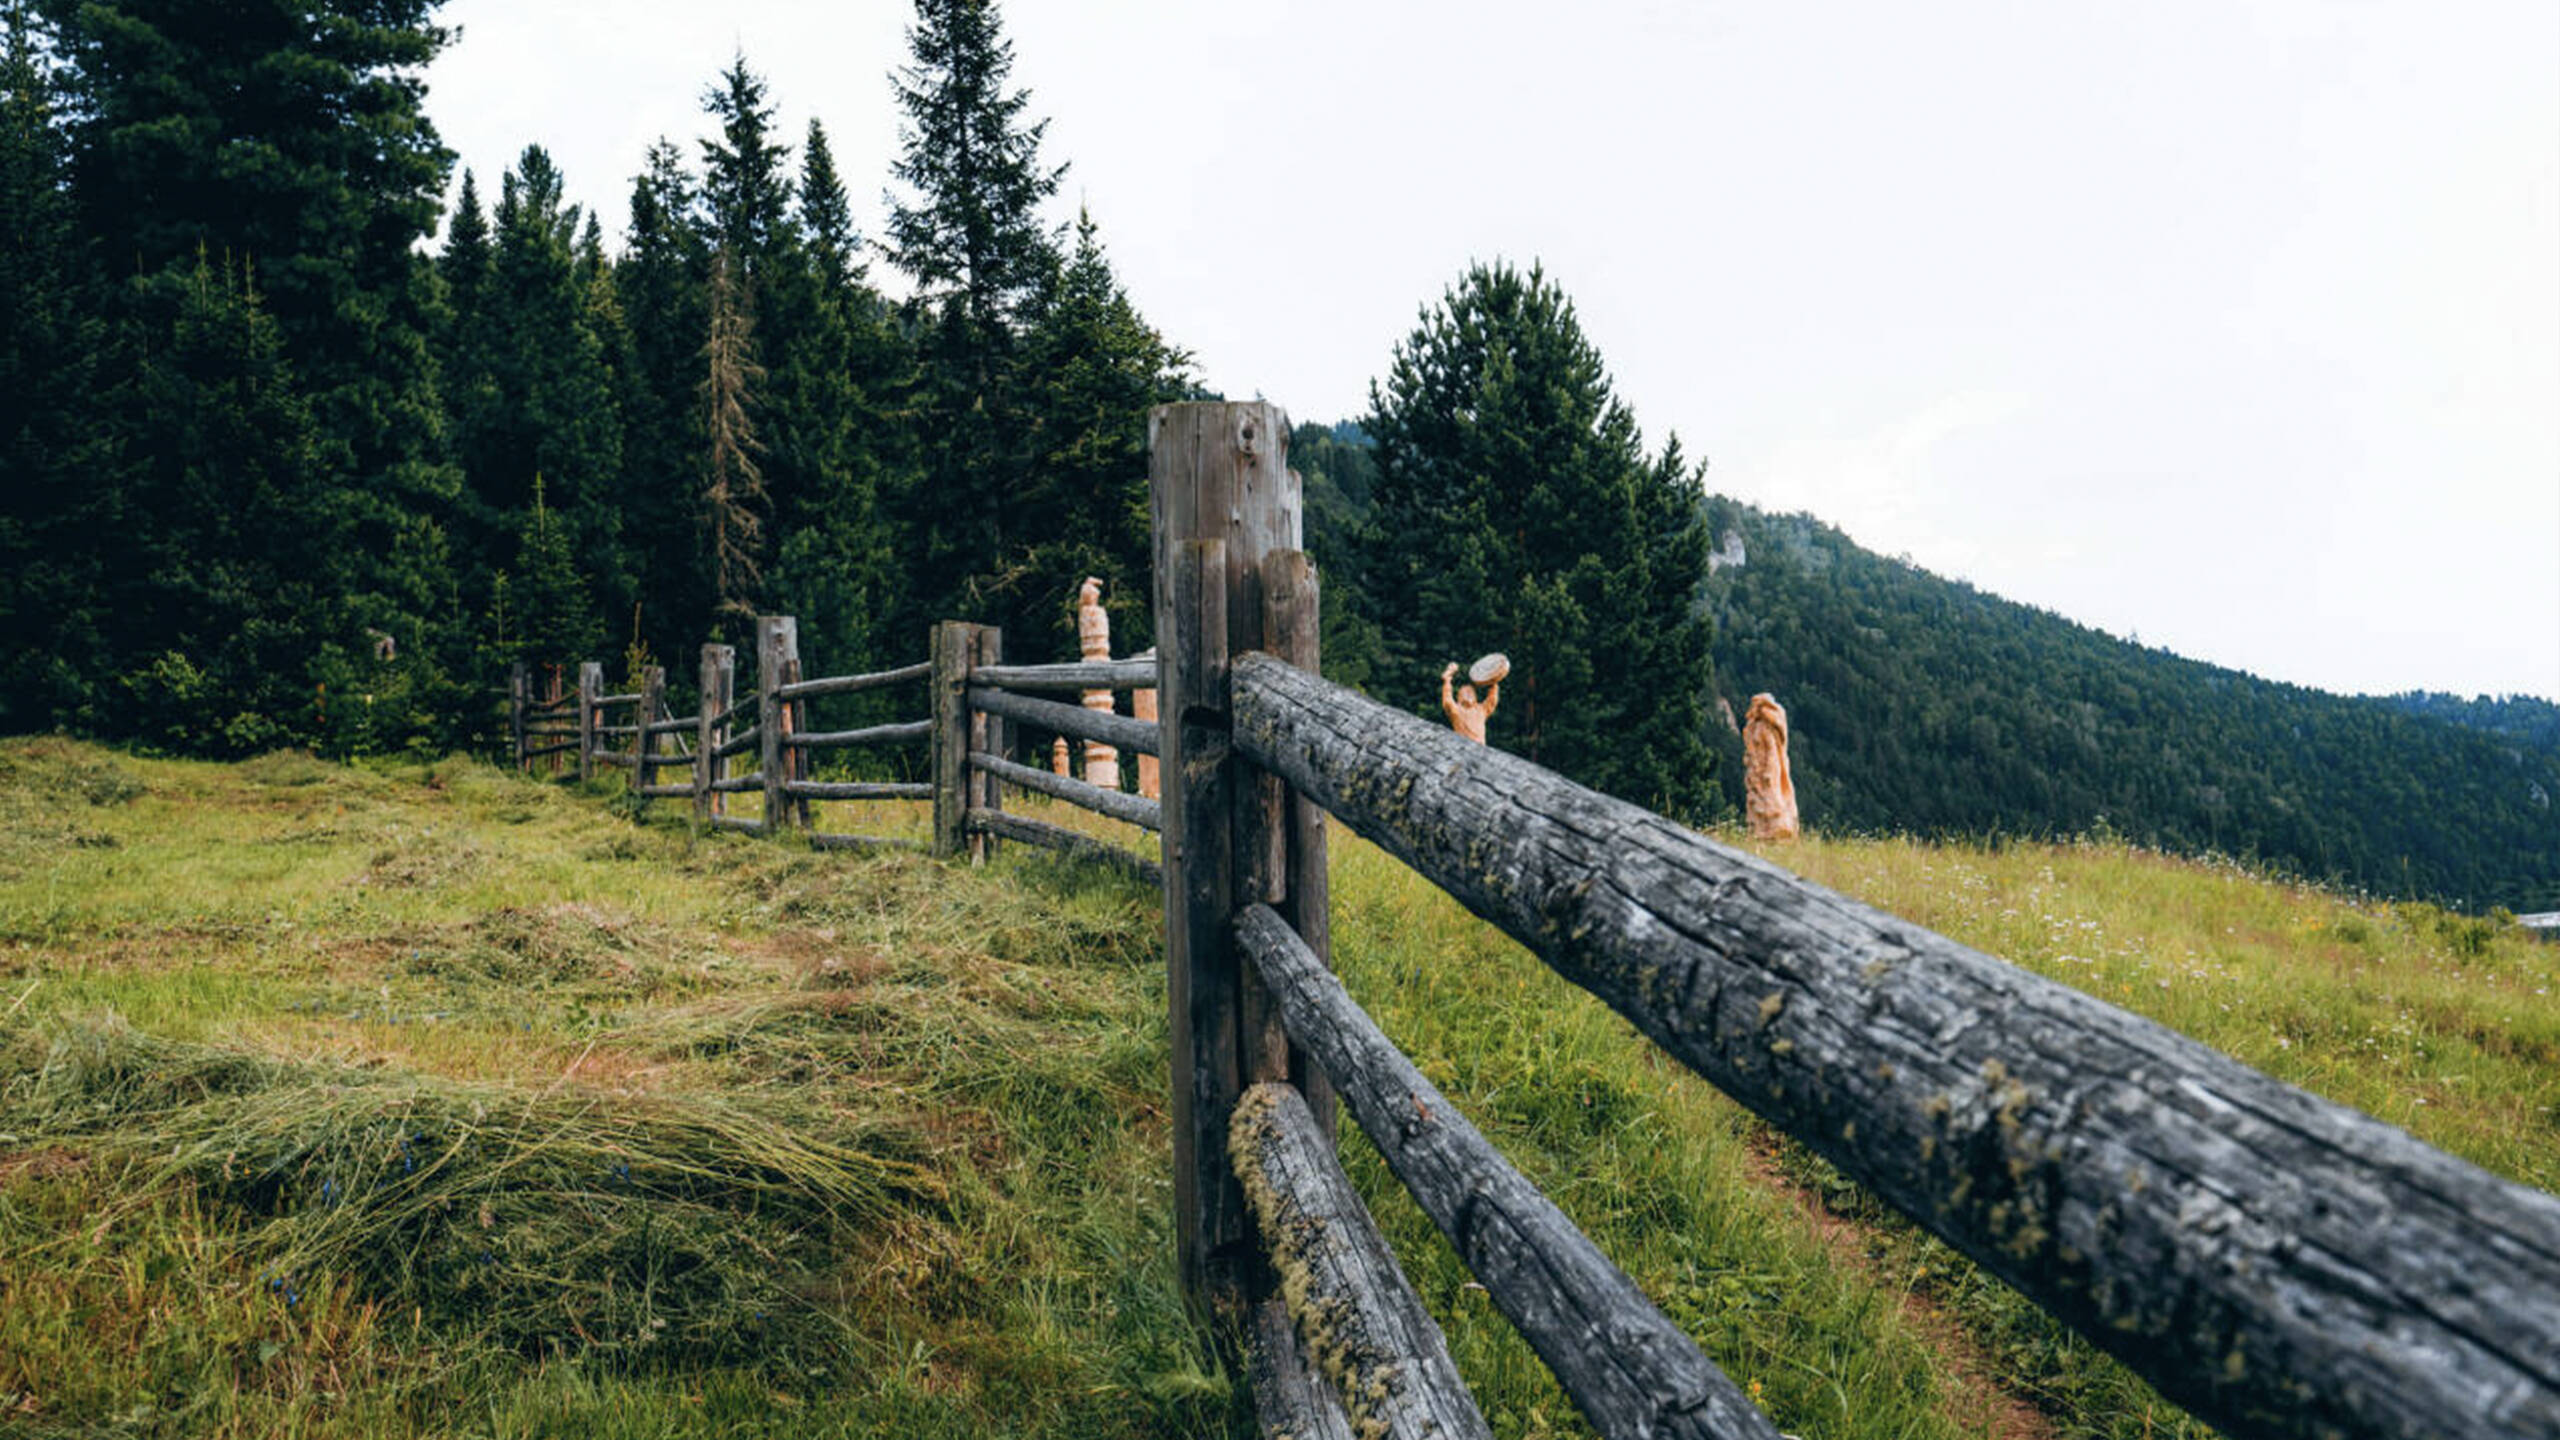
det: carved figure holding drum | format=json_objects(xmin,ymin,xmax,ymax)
[{"xmin": 1441, "ymin": 653, "xmax": 1506, "ymax": 745}]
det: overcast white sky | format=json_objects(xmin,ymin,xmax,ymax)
[{"xmin": 425, "ymin": 0, "xmax": 2560, "ymax": 702}]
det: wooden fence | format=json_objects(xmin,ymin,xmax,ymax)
[
  {"xmin": 509, "ymin": 619, "xmax": 1163, "ymax": 874},
  {"xmin": 501, "ymin": 399, "xmax": 2559, "ymax": 1440}
]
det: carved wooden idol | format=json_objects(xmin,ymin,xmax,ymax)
[
  {"xmin": 1744, "ymin": 692, "xmax": 1799, "ymax": 841},
  {"xmin": 1076, "ymin": 577, "xmax": 1120, "ymax": 790}
]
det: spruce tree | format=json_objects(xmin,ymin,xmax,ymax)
[
  {"xmin": 615, "ymin": 140, "xmax": 713, "ymax": 667},
  {"xmin": 0, "ymin": 3, "xmax": 121, "ymax": 730},
  {"xmin": 699, "ymin": 55, "xmax": 793, "ymax": 297},
  {"xmin": 505, "ymin": 475, "xmax": 600, "ymax": 668},
  {"xmin": 117, "ymin": 253, "xmax": 335, "ymax": 753},
  {"xmin": 885, "ymin": 0, "xmax": 1064, "ymax": 640},
  {"xmin": 1359, "ymin": 261, "xmax": 1721, "ymax": 819},
  {"xmin": 456, "ymin": 146, "xmax": 626, "ymax": 627},
  {"xmin": 1010, "ymin": 209, "xmax": 1192, "ymax": 657},
  {"xmin": 763, "ymin": 118, "xmax": 898, "ymax": 682},
  {"xmin": 40, "ymin": 0, "xmax": 464, "ymax": 742},
  {"xmin": 887, "ymin": 0, "xmax": 1063, "ymax": 333},
  {"xmin": 439, "ymin": 170, "xmax": 493, "ymax": 336}
]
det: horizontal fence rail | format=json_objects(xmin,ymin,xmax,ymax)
[
  {"xmin": 969, "ymin": 751, "xmax": 1161, "ymax": 831},
  {"xmin": 784, "ymin": 780, "xmax": 932, "ymax": 802},
  {"xmin": 965, "ymin": 684, "xmax": 1161, "ymax": 758},
  {"xmin": 971, "ymin": 658, "xmax": 1157, "ymax": 693},
  {"xmin": 1228, "ymin": 647, "xmax": 2560, "ymax": 1440},
  {"xmin": 966, "ymin": 810, "xmax": 1162, "ymax": 884},
  {"xmin": 1237, "ymin": 903, "xmax": 1781, "ymax": 1440},
  {"xmin": 775, "ymin": 660, "xmax": 932, "ymax": 702},
  {"xmin": 788, "ymin": 719, "xmax": 932, "ymax": 750}
]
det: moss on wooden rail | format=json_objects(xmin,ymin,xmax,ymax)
[{"xmin": 1228, "ymin": 1082, "xmax": 1489, "ymax": 1440}]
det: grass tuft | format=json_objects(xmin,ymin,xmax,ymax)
[{"xmin": 4, "ymin": 1013, "xmax": 930, "ymax": 1367}]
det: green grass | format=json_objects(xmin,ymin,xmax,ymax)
[
  {"xmin": 1315, "ymin": 823, "xmax": 2560, "ymax": 1440},
  {"xmin": 3, "ymin": 736, "xmax": 2553, "ymax": 1440},
  {"xmin": 0, "ymin": 737, "xmax": 1223, "ymax": 1438}
]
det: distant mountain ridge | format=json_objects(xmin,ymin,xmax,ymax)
[
  {"xmin": 1292, "ymin": 420, "xmax": 2557, "ymax": 911},
  {"xmin": 2383, "ymin": 692, "xmax": 2560, "ymax": 753},
  {"xmin": 1699, "ymin": 501, "xmax": 2560, "ymax": 912}
]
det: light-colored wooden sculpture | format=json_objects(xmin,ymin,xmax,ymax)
[
  {"xmin": 1052, "ymin": 734, "xmax": 1072, "ymax": 777},
  {"xmin": 1744, "ymin": 692, "xmax": 1799, "ymax": 841},
  {"xmin": 1440, "ymin": 655, "xmax": 1504, "ymax": 745},
  {"xmin": 1131, "ymin": 648, "xmax": 1159, "ymax": 799},
  {"xmin": 1077, "ymin": 577, "xmax": 1120, "ymax": 790}
]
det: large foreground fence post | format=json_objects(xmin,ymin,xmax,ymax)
[{"xmin": 1151, "ymin": 399, "xmax": 1334, "ymax": 1321}]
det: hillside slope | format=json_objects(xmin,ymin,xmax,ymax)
[
  {"xmin": 1699, "ymin": 501, "xmax": 2560, "ymax": 911},
  {"xmin": 4, "ymin": 742, "xmax": 2553, "ymax": 1438}
]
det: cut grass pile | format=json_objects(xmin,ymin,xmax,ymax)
[{"xmin": 0, "ymin": 737, "xmax": 1219, "ymax": 1439}]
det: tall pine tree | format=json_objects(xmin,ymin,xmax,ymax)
[
  {"xmin": 1359, "ymin": 261, "xmax": 1721, "ymax": 819},
  {"xmin": 0, "ymin": 3, "xmax": 121, "ymax": 729},
  {"xmin": 452, "ymin": 146, "xmax": 627, "ymax": 632},
  {"xmin": 615, "ymin": 139, "xmax": 714, "ymax": 666},
  {"xmin": 1010, "ymin": 209, "xmax": 1192, "ymax": 658},
  {"xmin": 885, "ymin": 0, "xmax": 1064, "ymax": 641},
  {"xmin": 38, "ymin": 0, "xmax": 465, "ymax": 740},
  {"xmin": 764, "ymin": 117, "xmax": 901, "ymax": 682}
]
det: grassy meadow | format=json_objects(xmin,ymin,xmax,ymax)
[{"xmin": 1, "ymin": 735, "xmax": 2553, "ymax": 1438}]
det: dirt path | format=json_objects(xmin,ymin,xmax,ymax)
[{"xmin": 1736, "ymin": 1130, "xmax": 2057, "ymax": 1440}]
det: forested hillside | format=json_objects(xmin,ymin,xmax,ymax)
[{"xmin": 1698, "ymin": 501, "xmax": 2560, "ymax": 912}]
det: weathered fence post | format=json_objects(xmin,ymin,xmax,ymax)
[
  {"xmin": 757, "ymin": 617, "xmax": 797, "ymax": 837},
  {"xmin": 637, "ymin": 664, "xmax": 665, "ymax": 799},
  {"xmin": 509, "ymin": 662, "xmax": 528, "ymax": 772},
  {"xmin": 696, "ymin": 643, "xmax": 733, "ymax": 822},
  {"xmin": 1152, "ymin": 398, "xmax": 1317, "ymax": 1320},
  {"xmin": 1261, "ymin": 549, "xmax": 1335, "ymax": 1140},
  {"xmin": 780, "ymin": 653, "xmax": 808, "ymax": 831},
  {"xmin": 576, "ymin": 661, "xmax": 601, "ymax": 784},
  {"xmin": 1131, "ymin": 650, "xmax": 1160, "ymax": 800},
  {"xmin": 971, "ymin": 626, "xmax": 1004, "ymax": 860},
  {"xmin": 930, "ymin": 621, "xmax": 974, "ymax": 859}
]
